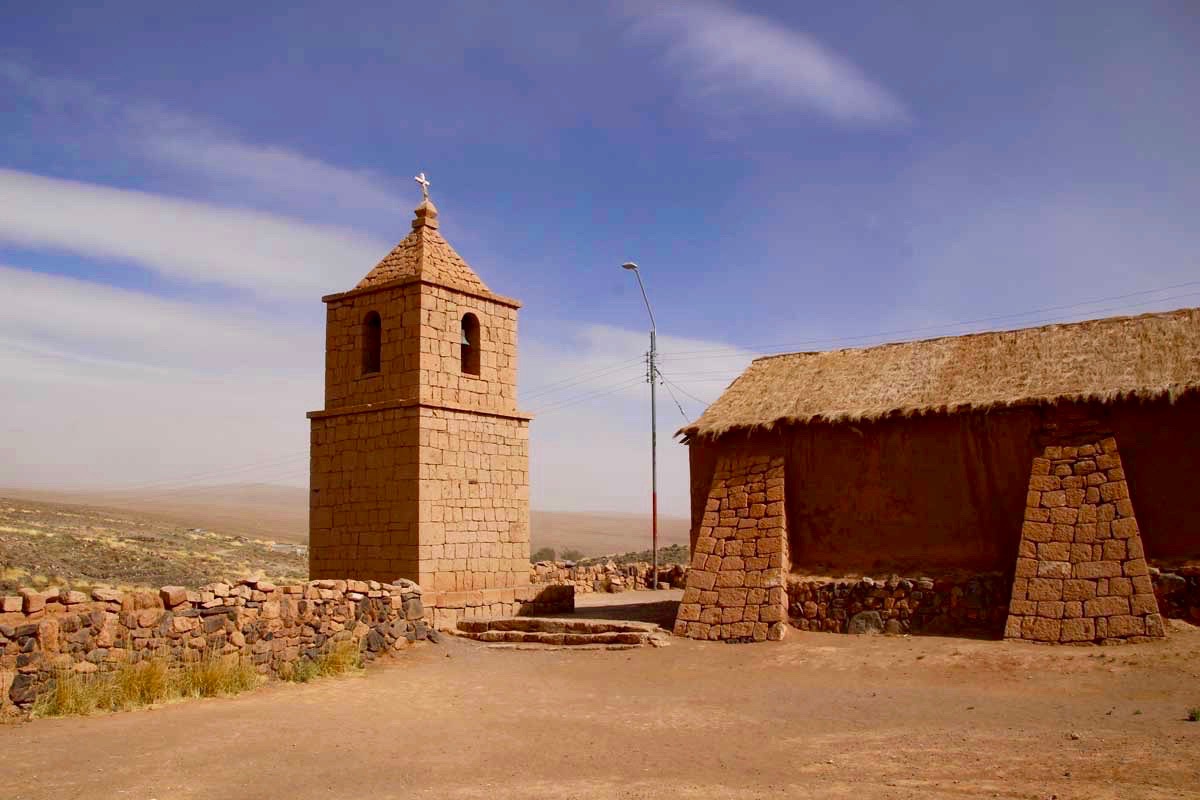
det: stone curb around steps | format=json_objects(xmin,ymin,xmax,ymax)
[{"xmin": 484, "ymin": 643, "xmax": 649, "ymax": 652}]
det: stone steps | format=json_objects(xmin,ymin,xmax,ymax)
[{"xmin": 453, "ymin": 617, "xmax": 670, "ymax": 648}]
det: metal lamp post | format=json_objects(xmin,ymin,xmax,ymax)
[{"xmin": 622, "ymin": 262, "xmax": 659, "ymax": 590}]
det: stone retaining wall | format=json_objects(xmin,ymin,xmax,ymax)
[
  {"xmin": 786, "ymin": 573, "xmax": 1011, "ymax": 636},
  {"xmin": 1154, "ymin": 566, "xmax": 1200, "ymax": 624},
  {"xmin": 1, "ymin": 578, "xmax": 432, "ymax": 712},
  {"xmin": 530, "ymin": 561, "xmax": 688, "ymax": 593}
]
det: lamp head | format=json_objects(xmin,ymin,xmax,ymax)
[{"xmin": 621, "ymin": 262, "xmax": 639, "ymax": 271}]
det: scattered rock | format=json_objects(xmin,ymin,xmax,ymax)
[
  {"xmin": 847, "ymin": 611, "xmax": 885, "ymax": 635},
  {"xmin": 159, "ymin": 586, "xmax": 188, "ymax": 608}
]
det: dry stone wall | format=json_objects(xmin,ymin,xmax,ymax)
[
  {"xmin": 675, "ymin": 453, "xmax": 789, "ymax": 642},
  {"xmin": 1153, "ymin": 566, "xmax": 1200, "ymax": 624},
  {"xmin": 1005, "ymin": 438, "xmax": 1166, "ymax": 643},
  {"xmin": 530, "ymin": 561, "xmax": 688, "ymax": 593},
  {"xmin": 787, "ymin": 573, "xmax": 1010, "ymax": 636},
  {"xmin": 1, "ymin": 578, "xmax": 432, "ymax": 713}
]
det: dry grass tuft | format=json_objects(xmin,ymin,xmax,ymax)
[
  {"xmin": 32, "ymin": 642, "xmax": 365, "ymax": 717},
  {"xmin": 281, "ymin": 639, "xmax": 363, "ymax": 684},
  {"xmin": 176, "ymin": 653, "xmax": 260, "ymax": 699},
  {"xmin": 32, "ymin": 652, "xmax": 261, "ymax": 718}
]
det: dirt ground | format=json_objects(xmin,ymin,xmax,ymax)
[{"xmin": 3, "ymin": 593, "xmax": 1199, "ymax": 800}]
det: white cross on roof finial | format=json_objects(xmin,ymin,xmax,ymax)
[{"xmin": 414, "ymin": 171, "xmax": 431, "ymax": 201}]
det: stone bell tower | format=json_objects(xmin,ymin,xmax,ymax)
[{"xmin": 308, "ymin": 176, "xmax": 532, "ymax": 592}]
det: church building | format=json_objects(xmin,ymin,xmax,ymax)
[{"xmin": 307, "ymin": 176, "xmax": 532, "ymax": 593}]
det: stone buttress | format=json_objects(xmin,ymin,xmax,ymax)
[
  {"xmin": 674, "ymin": 452, "xmax": 789, "ymax": 642},
  {"xmin": 1005, "ymin": 437, "xmax": 1165, "ymax": 643}
]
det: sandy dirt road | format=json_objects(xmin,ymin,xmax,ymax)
[{"xmin": 3, "ymin": 601, "xmax": 1199, "ymax": 800}]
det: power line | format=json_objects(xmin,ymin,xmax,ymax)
[
  {"xmin": 95, "ymin": 450, "xmax": 310, "ymax": 494},
  {"xmin": 658, "ymin": 371, "xmax": 691, "ymax": 422},
  {"xmin": 531, "ymin": 376, "xmax": 646, "ymax": 415},
  {"xmin": 657, "ymin": 371, "xmax": 714, "ymax": 409},
  {"xmin": 520, "ymin": 355, "xmax": 645, "ymax": 401}
]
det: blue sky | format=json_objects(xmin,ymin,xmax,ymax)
[{"xmin": 1, "ymin": 1, "xmax": 1198, "ymax": 517}]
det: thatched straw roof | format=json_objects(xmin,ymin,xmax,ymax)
[{"xmin": 681, "ymin": 308, "xmax": 1200, "ymax": 440}]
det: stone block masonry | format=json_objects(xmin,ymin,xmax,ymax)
[
  {"xmin": 1005, "ymin": 437, "xmax": 1166, "ymax": 643},
  {"xmin": 674, "ymin": 452, "xmax": 789, "ymax": 642},
  {"xmin": 1, "ymin": 579, "xmax": 433, "ymax": 712},
  {"xmin": 530, "ymin": 561, "xmax": 688, "ymax": 593},
  {"xmin": 788, "ymin": 573, "xmax": 1010, "ymax": 636},
  {"xmin": 424, "ymin": 584, "xmax": 573, "ymax": 632},
  {"xmin": 309, "ymin": 196, "xmax": 533, "ymax": 593}
]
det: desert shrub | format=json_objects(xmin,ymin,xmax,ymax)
[
  {"xmin": 530, "ymin": 547, "xmax": 557, "ymax": 562},
  {"xmin": 1188, "ymin": 707, "xmax": 1200, "ymax": 722}
]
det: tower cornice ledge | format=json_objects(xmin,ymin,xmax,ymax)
[
  {"xmin": 322, "ymin": 277, "xmax": 522, "ymax": 309},
  {"xmin": 307, "ymin": 397, "xmax": 534, "ymax": 422}
]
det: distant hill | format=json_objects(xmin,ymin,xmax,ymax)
[{"xmin": 0, "ymin": 485, "xmax": 690, "ymax": 558}]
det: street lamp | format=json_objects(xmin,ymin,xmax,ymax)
[{"xmin": 622, "ymin": 262, "xmax": 659, "ymax": 590}]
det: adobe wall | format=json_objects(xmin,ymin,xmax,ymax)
[
  {"xmin": 782, "ymin": 410, "xmax": 1039, "ymax": 573},
  {"xmin": 1, "ymin": 578, "xmax": 432, "ymax": 713},
  {"xmin": 1102, "ymin": 393, "xmax": 1200, "ymax": 562},
  {"xmin": 416, "ymin": 406, "xmax": 530, "ymax": 593},
  {"xmin": 689, "ymin": 395, "xmax": 1200, "ymax": 576}
]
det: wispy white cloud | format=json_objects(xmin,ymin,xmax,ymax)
[
  {"xmin": 0, "ymin": 264, "xmax": 320, "ymax": 488},
  {"xmin": 628, "ymin": 2, "xmax": 911, "ymax": 126},
  {"xmin": 0, "ymin": 168, "xmax": 388, "ymax": 300},
  {"xmin": 0, "ymin": 265, "xmax": 317, "ymax": 373},
  {"xmin": 0, "ymin": 60, "xmax": 406, "ymax": 220}
]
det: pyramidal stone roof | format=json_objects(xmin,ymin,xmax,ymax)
[{"xmin": 355, "ymin": 199, "xmax": 489, "ymax": 293}]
